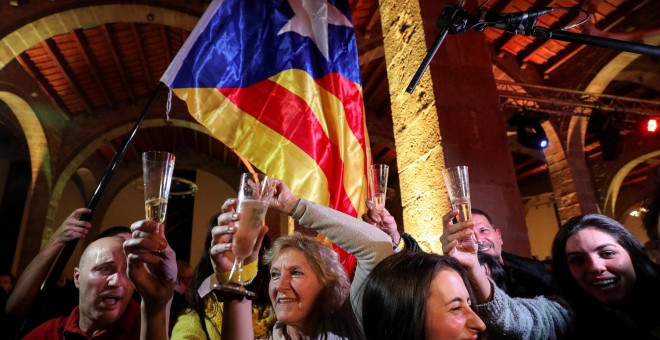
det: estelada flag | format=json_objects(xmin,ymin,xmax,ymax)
[{"xmin": 161, "ymin": 0, "xmax": 371, "ymax": 272}]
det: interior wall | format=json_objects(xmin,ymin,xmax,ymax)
[
  {"xmin": 0, "ymin": 159, "xmax": 8, "ymax": 207},
  {"xmin": 525, "ymin": 193, "xmax": 649, "ymax": 261},
  {"xmin": 55, "ymin": 180, "xmax": 86, "ymax": 278},
  {"xmin": 103, "ymin": 179, "xmax": 145, "ymax": 232},
  {"xmin": 621, "ymin": 206, "xmax": 648, "ymax": 244},
  {"xmin": 190, "ymin": 169, "xmax": 236, "ymax": 268},
  {"xmin": 524, "ymin": 193, "xmax": 560, "ymax": 261}
]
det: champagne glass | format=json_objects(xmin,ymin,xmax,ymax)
[
  {"xmin": 220, "ymin": 172, "xmax": 274, "ymax": 297},
  {"xmin": 368, "ymin": 164, "xmax": 389, "ymax": 212},
  {"xmin": 142, "ymin": 151, "xmax": 176, "ymax": 224},
  {"xmin": 441, "ymin": 165, "xmax": 489, "ymax": 252}
]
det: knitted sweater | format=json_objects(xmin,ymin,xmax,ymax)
[{"xmin": 476, "ymin": 282, "xmax": 574, "ymax": 340}]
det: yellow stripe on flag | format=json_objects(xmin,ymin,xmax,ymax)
[
  {"xmin": 269, "ymin": 69, "xmax": 368, "ymax": 216},
  {"xmin": 173, "ymin": 87, "xmax": 331, "ymax": 206}
]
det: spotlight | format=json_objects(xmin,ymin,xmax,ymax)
[
  {"xmin": 508, "ymin": 110, "xmax": 549, "ymax": 150},
  {"xmin": 641, "ymin": 117, "xmax": 659, "ymax": 134}
]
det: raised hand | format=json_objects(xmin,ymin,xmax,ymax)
[
  {"xmin": 49, "ymin": 208, "xmax": 92, "ymax": 246},
  {"xmin": 124, "ymin": 220, "xmax": 177, "ymax": 310},
  {"xmin": 362, "ymin": 199, "xmax": 400, "ymax": 246},
  {"xmin": 211, "ymin": 198, "xmax": 268, "ymax": 274}
]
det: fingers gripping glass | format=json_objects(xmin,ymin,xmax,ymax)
[
  {"xmin": 441, "ymin": 166, "xmax": 489, "ymax": 252},
  {"xmin": 219, "ymin": 173, "xmax": 274, "ymax": 298}
]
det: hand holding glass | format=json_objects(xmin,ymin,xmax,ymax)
[
  {"xmin": 142, "ymin": 151, "xmax": 175, "ymax": 224},
  {"xmin": 220, "ymin": 172, "xmax": 273, "ymax": 298},
  {"xmin": 369, "ymin": 164, "xmax": 389, "ymax": 212},
  {"xmin": 441, "ymin": 166, "xmax": 489, "ymax": 252}
]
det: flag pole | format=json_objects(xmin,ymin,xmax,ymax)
[{"xmin": 17, "ymin": 82, "xmax": 165, "ymax": 338}]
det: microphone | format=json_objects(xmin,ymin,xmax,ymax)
[{"xmin": 486, "ymin": 7, "xmax": 554, "ymax": 34}]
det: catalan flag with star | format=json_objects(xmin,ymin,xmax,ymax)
[{"xmin": 161, "ymin": 0, "xmax": 372, "ymax": 272}]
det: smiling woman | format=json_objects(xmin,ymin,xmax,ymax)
[
  {"xmin": 551, "ymin": 214, "xmax": 660, "ymax": 339},
  {"xmin": 212, "ymin": 179, "xmax": 392, "ymax": 339}
]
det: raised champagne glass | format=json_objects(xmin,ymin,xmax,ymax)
[
  {"xmin": 368, "ymin": 164, "xmax": 390, "ymax": 212},
  {"xmin": 441, "ymin": 165, "xmax": 489, "ymax": 252},
  {"xmin": 220, "ymin": 172, "xmax": 274, "ymax": 297},
  {"xmin": 142, "ymin": 151, "xmax": 176, "ymax": 224}
]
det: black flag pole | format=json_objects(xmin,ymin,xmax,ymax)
[{"xmin": 16, "ymin": 82, "xmax": 165, "ymax": 338}]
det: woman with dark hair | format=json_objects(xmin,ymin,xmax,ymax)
[
  {"xmin": 171, "ymin": 212, "xmax": 275, "ymax": 339},
  {"xmin": 550, "ymin": 213, "xmax": 660, "ymax": 339},
  {"xmin": 361, "ymin": 251, "xmax": 485, "ymax": 339},
  {"xmin": 442, "ymin": 210, "xmax": 660, "ymax": 339}
]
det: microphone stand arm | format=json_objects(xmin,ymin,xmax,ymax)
[{"xmin": 406, "ymin": 3, "xmax": 660, "ymax": 94}]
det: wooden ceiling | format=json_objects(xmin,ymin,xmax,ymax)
[{"xmin": 1, "ymin": 0, "xmax": 659, "ymax": 210}]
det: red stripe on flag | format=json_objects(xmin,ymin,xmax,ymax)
[
  {"xmin": 315, "ymin": 72, "xmax": 367, "ymax": 151},
  {"xmin": 217, "ymin": 78, "xmax": 360, "ymax": 217}
]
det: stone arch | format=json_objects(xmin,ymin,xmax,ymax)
[
  {"xmin": 0, "ymin": 4, "xmax": 199, "ymax": 68},
  {"xmin": 564, "ymin": 36, "xmax": 660, "ymax": 215},
  {"xmin": 43, "ymin": 119, "xmax": 216, "ymax": 241},
  {"xmin": 0, "ymin": 91, "xmax": 50, "ymax": 190},
  {"xmin": 603, "ymin": 150, "xmax": 660, "ymax": 217}
]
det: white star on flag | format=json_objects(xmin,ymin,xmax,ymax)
[{"xmin": 278, "ymin": 0, "xmax": 353, "ymax": 60}]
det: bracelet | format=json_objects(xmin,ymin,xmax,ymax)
[{"xmin": 288, "ymin": 199, "xmax": 301, "ymax": 216}]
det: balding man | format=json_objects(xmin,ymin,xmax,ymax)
[{"xmin": 24, "ymin": 219, "xmax": 176, "ymax": 340}]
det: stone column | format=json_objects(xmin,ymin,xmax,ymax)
[{"xmin": 379, "ymin": 0, "xmax": 532, "ymax": 255}]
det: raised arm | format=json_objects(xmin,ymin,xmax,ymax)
[
  {"xmin": 440, "ymin": 209, "xmax": 574, "ymax": 339},
  {"xmin": 6, "ymin": 208, "xmax": 91, "ymax": 317},
  {"xmin": 268, "ymin": 180, "xmax": 393, "ymax": 323}
]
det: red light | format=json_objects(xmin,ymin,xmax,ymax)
[{"xmin": 647, "ymin": 118, "xmax": 658, "ymax": 133}]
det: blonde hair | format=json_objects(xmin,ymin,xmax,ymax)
[{"xmin": 263, "ymin": 233, "xmax": 350, "ymax": 316}]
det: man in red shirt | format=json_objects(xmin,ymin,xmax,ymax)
[{"xmin": 24, "ymin": 220, "xmax": 176, "ymax": 340}]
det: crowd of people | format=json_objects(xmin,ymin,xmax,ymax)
[{"xmin": 2, "ymin": 173, "xmax": 660, "ymax": 339}]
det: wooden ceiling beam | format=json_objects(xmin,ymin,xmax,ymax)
[
  {"xmin": 492, "ymin": 0, "xmax": 554, "ymax": 54},
  {"xmin": 101, "ymin": 24, "xmax": 136, "ymax": 103},
  {"xmin": 541, "ymin": 0, "xmax": 644, "ymax": 75},
  {"xmin": 43, "ymin": 38, "xmax": 94, "ymax": 115},
  {"xmin": 363, "ymin": 58, "xmax": 386, "ymax": 103},
  {"xmin": 131, "ymin": 23, "xmax": 155, "ymax": 91},
  {"xmin": 160, "ymin": 25, "xmax": 171, "ymax": 65},
  {"xmin": 16, "ymin": 52, "xmax": 70, "ymax": 117},
  {"xmin": 517, "ymin": 11, "xmax": 580, "ymax": 64},
  {"xmin": 72, "ymin": 29, "xmax": 115, "ymax": 109}
]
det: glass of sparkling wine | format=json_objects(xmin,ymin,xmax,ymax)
[
  {"xmin": 369, "ymin": 164, "xmax": 390, "ymax": 212},
  {"xmin": 142, "ymin": 151, "xmax": 176, "ymax": 224},
  {"xmin": 221, "ymin": 172, "xmax": 274, "ymax": 297},
  {"xmin": 441, "ymin": 165, "xmax": 488, "ymax": 252}
]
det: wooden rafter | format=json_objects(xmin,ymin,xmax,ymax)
[
  {"xmin": 491, "ymin": 0, "xmax": 554, "ymax": 53},
  {"xmin": 72, "ymin": 29, "xmax": 115, "ymax": 109},
  {"xmin": 517, "ymin": 11, "xmax": 581, "ymax": 63},
  {"xmin": 101, "ymin": 24, "xmax": 136, "ymax": 102},
  {"xmin": 541, "ymin": 0, "xmax": 644, "ymax": 75},
  {"xmin": 15, "ymin": 52, "xmax": 70, "ymax": 117},
  {"xmin": 43, "ymin": 38, "xmax": 94, "ymax": 115},
  {"xmin": 131, "ymin": 23, "xmax": 155, "ymax": 91},
  {"xmin": 160, "ymin": 25, "xmax": 171, "ymax": 64}
]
